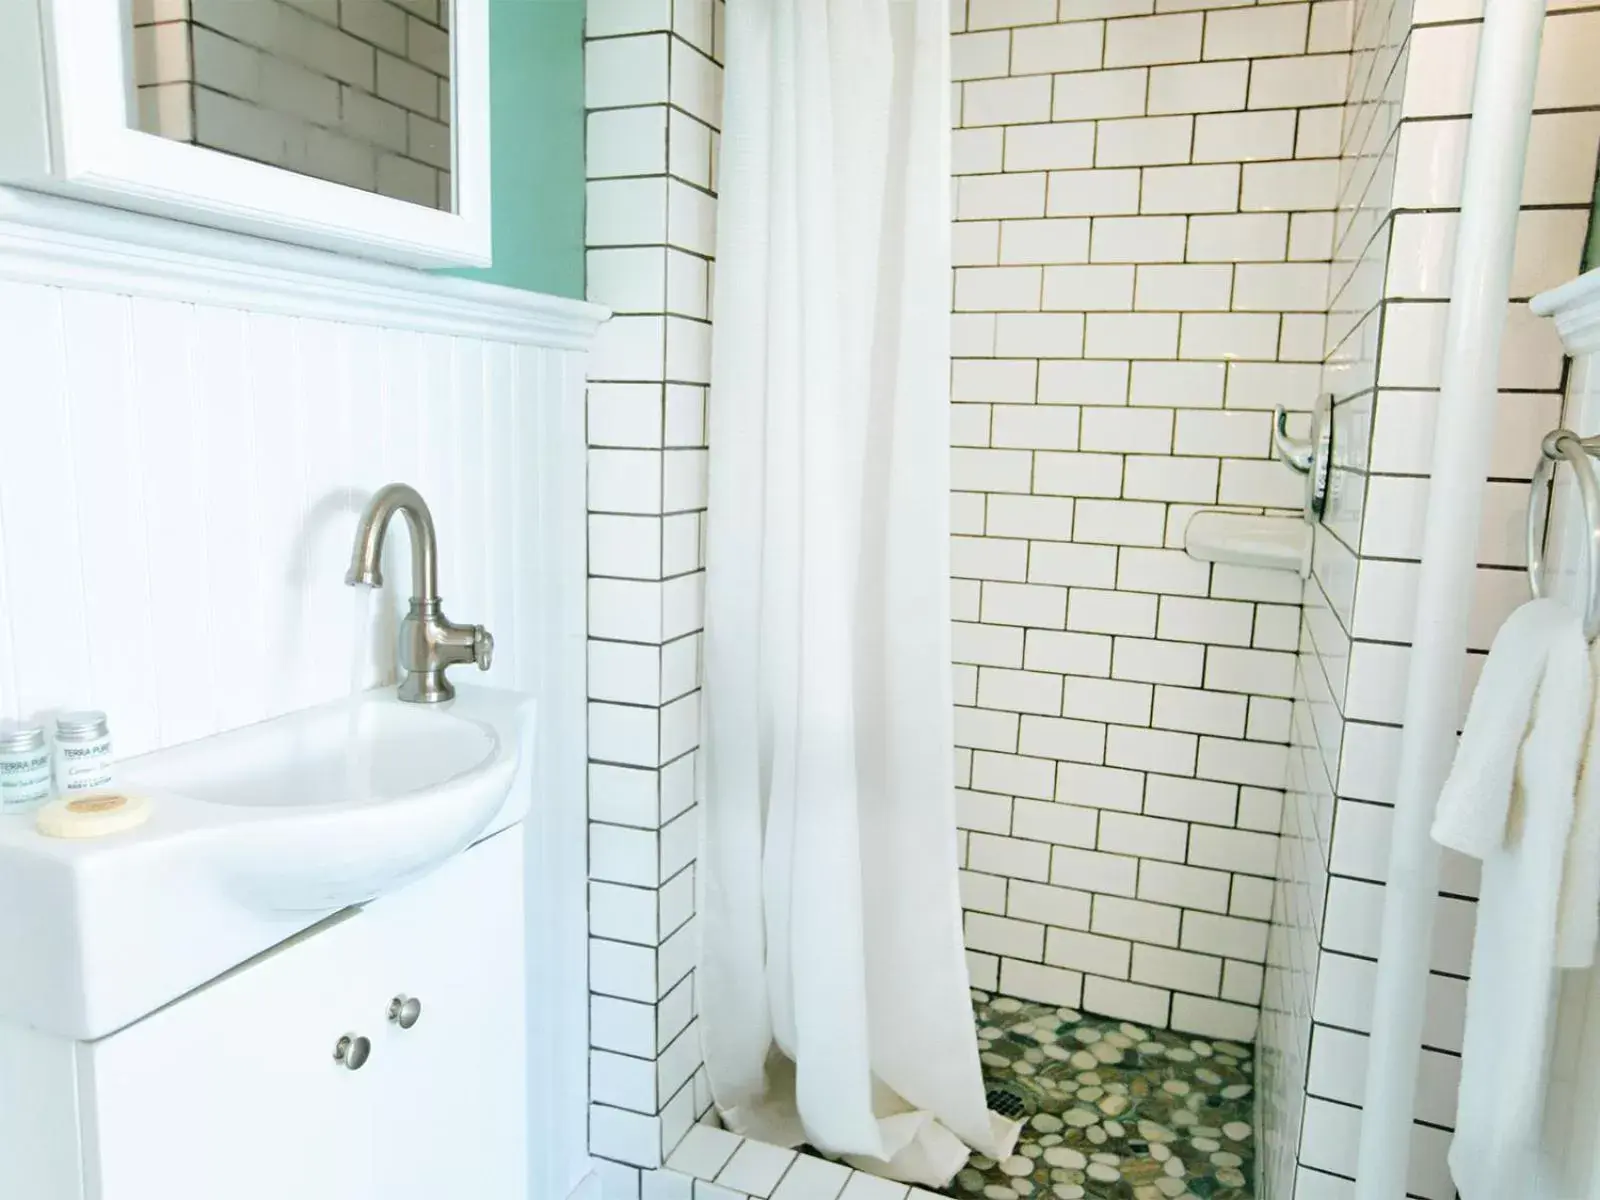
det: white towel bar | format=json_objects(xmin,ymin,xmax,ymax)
[{"xmin": 1528, "ymin": 428, "xmax": 1600, "ymax": 640}]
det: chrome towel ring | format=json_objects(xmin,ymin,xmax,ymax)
[{"xmin": 1528, "ymin": 428, "xmax": 1600, "ymax": 640}]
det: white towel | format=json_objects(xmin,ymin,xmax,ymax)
[
  {"xmin": 1558, "ymin": 637, "xmax": 1600, "ymax": 969},
  {"xmin": 1433, "ymin": 598, "xmax": 1594, "ymax": 1199}
]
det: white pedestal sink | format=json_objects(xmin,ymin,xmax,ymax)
[{"xmin": 0, "ymin": 685, "xmax": 533, "ymax": 1041}]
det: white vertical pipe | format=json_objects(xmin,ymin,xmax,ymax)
[{"xmin": 1352, "ymin": 1, "xmax": 1546, "ymax": 1195}]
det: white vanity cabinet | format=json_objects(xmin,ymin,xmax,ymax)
[
  {"xmin": 361, "ymin": 829, "xmax": 527, "ymax": 1200},
  {"xmin": 0, "ymin": 687, "xmax": 586, "ymax": 1200},
  {"xmin": 71, "ymin": 829, "xmax": 525, "ymax": 1200},
  {"xmin": 83, "ymin": 895, "xmax": 383, "ymax": 1198}
]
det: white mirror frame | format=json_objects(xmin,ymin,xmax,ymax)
[{"xmin": 0, "ymin": 0, "xmax": 490, "ymax": 267}]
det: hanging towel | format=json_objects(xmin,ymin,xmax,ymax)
[
  {"xmin": 1433, "ymin": 598, "xmax": 1593, "ymax": 1199},
  {"xmin": 1557, "ymin": 636, "xmax": 1600, "ymax": 969}
]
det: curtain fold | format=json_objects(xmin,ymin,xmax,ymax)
[{"xmin": 698, "ymin": 0, "xmax": 1020, "ymax": 1185}]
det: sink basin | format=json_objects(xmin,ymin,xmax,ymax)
[
  {"xmin": 124, "ymin": 700, "xmax": 501, "ymax": 810},
  {"xmin": 0, "ymin": 685, "xmax": 532, "ymax": 1041},
  {"xmin": 117, "ymin": 693, "xmax": 520, "ymax": 914}
]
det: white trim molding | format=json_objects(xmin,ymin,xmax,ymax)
[
  {"xmin": 1533, "ymin": 268, "xmax": 1600, "ymax": 356},
  {"xmin": 0, "ymin": 188, "xmax": 607, "ymax": 348}
]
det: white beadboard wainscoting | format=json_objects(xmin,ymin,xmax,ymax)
[
  {"xmin": 0, "ymin": 191, "xmax": 605, "ymax": 1200},
  {"xmin": 0, "ymin": 290, "xmax": 578, "ymax": 743}
]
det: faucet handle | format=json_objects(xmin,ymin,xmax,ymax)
[{"xmin": 474, "ymin": 627, "xmax": 494, "ymax": 671}]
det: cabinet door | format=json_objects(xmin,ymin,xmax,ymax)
[
  {"xmin": 367, "ymin": 830, "xmax": 526, "ymax": 1200},
  {"xmin": 80, "ymin": 911, "xmax": 382, "ymax": 1200}
]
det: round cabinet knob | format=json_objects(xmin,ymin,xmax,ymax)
[
  {"xmin": 334, "ymin": 1034, "xmax": 371, "ymax": 1070},
  {"xmin": 389, "ymin": 994, "xmax": 423, "ymax": 1029},
  {"xmin": 474, "ymin": 627, "xmax": 494, "ymax": 671}
]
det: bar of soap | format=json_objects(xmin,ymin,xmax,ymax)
[{"xmin": 35, "ymin": 792, "xmax": 150, "ymax": 839}]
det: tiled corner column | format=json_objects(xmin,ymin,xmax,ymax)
[
  {"xmin": 1259, "ymin": 0, "xmax": 1410, "ymax": 1188},
  {"xmin": 585, "ymin": 0, "xmax": 724, "ymax": 1186},
  {"xmin": 1270, "ymin": 3, "xmax": 1600, "ymax": 1197}
]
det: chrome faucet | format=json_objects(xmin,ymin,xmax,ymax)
[{"xmin": 345, "ymin": 483, "xmax": 493, "ymax": 704}]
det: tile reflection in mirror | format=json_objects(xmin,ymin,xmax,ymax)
[{"xmin": 128, "ymin": 0, "xmax": 454, "ymax": 211}]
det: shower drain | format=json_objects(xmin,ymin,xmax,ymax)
[{"xmin": 985, "ymin": 1087, "xmax": 1029, "ymax": 1119}]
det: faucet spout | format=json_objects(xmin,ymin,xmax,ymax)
[
  {"xmin": 344, "ymin": 483, "xmax": 490, "ymax": 704},
  {"xmin": 346, "ymin": 483, "xmax": 439, "ymax": 599}
]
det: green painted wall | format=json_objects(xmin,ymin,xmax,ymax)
[{"xmin": 448, "ymin": 0, "xmax": 585, "ymax": 299}]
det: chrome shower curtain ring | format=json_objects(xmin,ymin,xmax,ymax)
[{"xmin": 1527, "ymin": 428, "xmax": 1600, "ymax": 641}]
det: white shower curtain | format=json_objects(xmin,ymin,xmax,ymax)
[{"xmin": 698, "ymin": 0, "xmax": 1019, "ymax": 1186}]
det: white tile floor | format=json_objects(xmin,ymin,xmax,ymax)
[{"xmin": 639, "ymin": 1122, "xmax": 950, "ymax": 1200}]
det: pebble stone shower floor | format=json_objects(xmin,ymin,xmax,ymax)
[{"xmin": 945, "ymin": 992, "xmax": 1255, "ymax": 1200}]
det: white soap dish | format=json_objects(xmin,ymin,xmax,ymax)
[{"xmin": 1184, "ymin": 510, "xmax": 1311, "ymax": 576}]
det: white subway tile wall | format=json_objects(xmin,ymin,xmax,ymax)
[
  {"xmin": 950, "ymin": 0, "xmax": 1350, "ymax": 1046},
  {"xmin": 588, "ymin": 4, "xmax": 1600, "ymax": 1195},
  {"xmin": 1261, "ymin": 2, "xmax": 1600, "ymax": 1198},
  {"xmin": 586, "ymin": 0, "xmax": 723, "ymax": 1173}
]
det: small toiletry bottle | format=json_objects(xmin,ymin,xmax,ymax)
[
  {"xmin": 0, "ymin": 721, "xmax": 52, "ymax": 812},
  {"xmin": 54, "ymin": 711, "xmax": 114, "ymax": 794}
]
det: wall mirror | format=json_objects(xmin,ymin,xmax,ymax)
[{"xmin": 0, "ymin": 0, "xmax": 490, "ymax": 266}]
